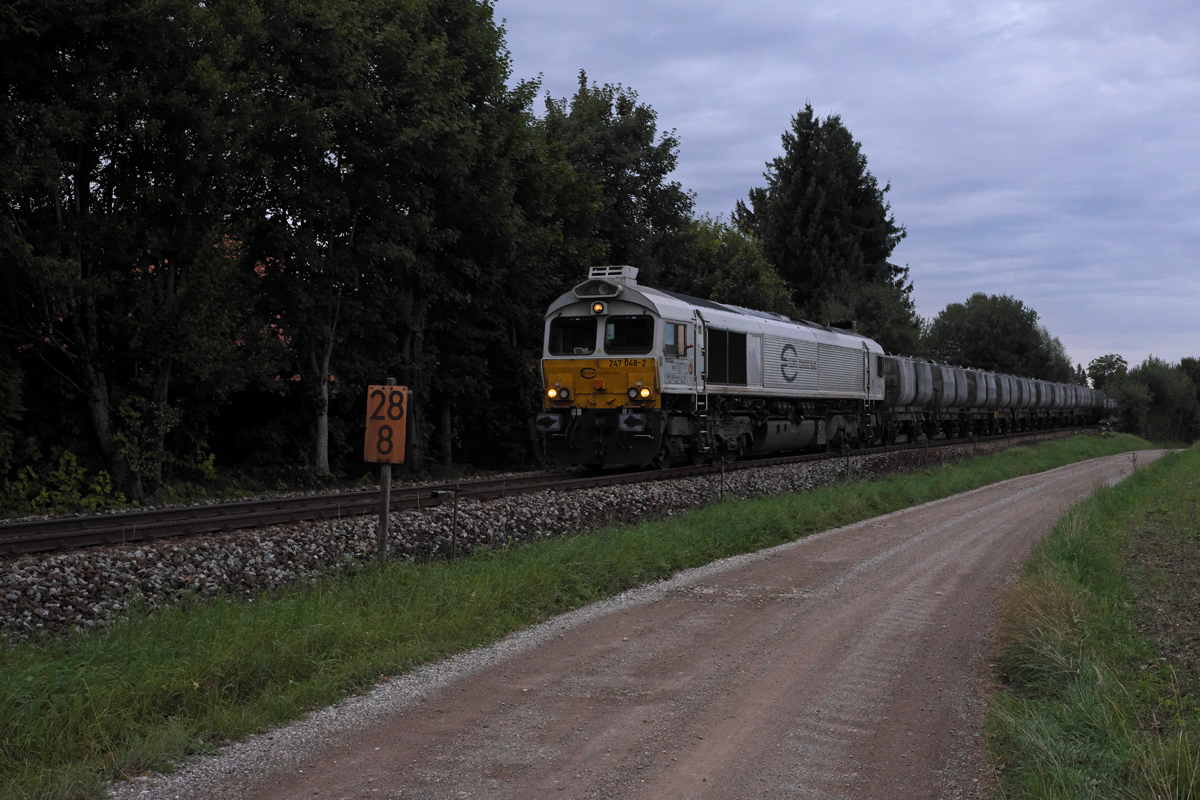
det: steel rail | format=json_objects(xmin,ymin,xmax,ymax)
[{"xmin": 0, "ymin": 427, "xmax": 1093, "ymax": 556}]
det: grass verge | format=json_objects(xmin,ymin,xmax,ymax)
[
  {"xmin": 1, "ymin": 432, "xmax": 1150, "ymax": 800},
  {"xmin": 988, "ymin": 444, "xmax": 1200, "ymax": 798}
]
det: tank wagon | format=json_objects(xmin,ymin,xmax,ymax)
[{"xmin": 535, "ymin": 266, "xmax": 1114, "ymax": 469}]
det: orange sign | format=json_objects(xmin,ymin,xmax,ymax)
[{"xmin": 364, "ymin": 385, "xmax": 407, "ymax": 464}]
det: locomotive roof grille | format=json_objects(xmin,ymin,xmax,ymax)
[{"xmin": 588, "ymin": 265, "xmax": 639, "ymax": 284}]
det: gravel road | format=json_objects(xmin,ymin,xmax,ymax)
[{"xmin": 111, "ymin": 449, "xmax": 1155, "ymax": 800}]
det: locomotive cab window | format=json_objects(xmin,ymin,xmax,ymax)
[
  {"xmin": 604, "ymin": 316, "xmax": 654, "ymax": 355},
  {"xmin": 548, "ymin": 316, "xmax": 597, "ymax": 355}
]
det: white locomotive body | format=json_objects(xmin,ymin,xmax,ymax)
[{"xmin": 536, "ymin": 266, "xmax": 1113, "ymax": 468}]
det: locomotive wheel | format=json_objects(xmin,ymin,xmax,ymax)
[{"xmin": 653, "ymin": 445, "xmax": 673, "ymax": 470}]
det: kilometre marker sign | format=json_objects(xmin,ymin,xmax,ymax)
[{"xmin": 364, "ymin": 385, "xmax": 407, "ymax": 464}]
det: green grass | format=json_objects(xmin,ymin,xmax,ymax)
[
  {"xmin": 987, "ymin": 444, "xmax": 1200, "ymax": 799},
  {"xmin": 0, "ymin": 432, "xmax": 1150, "ymax": 800}
]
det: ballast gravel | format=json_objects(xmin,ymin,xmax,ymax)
[{"xmin": 0, "ymin": 434, "xmax": 1074, "ymax": 639}]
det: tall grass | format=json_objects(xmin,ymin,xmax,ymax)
[
  {"xmin": 988, "ymin": 445, "xmax": 1200, "ymax": 799},
  {"xmin": 0, "ymin": 433, "xmax": 1150, "ymax": 800}
]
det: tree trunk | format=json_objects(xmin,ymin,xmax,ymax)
[
  {"xmin": 81, "ymin": 361, "xmax": 122, "ymax": 479},
  {"xmin": 310, "ymin": 339, "xmax": 332, "ymax": 475},
  {"xmin": 441, "ymin": 404, "xmax": 452, "ymax": 470},
  {"xmin": 150, "ymin": 358, "xmax": 173, "ymax": 488},
  {"xmin": 307, "ymin": 290, "xmax": 340, "ymax": 476},
  {"xmin": 400, "ymin": 309, "xmax": 427, "ymax": 473},
  {"xmin": 408, "ymin": 389, "xmax": 424, "ymax": 473},
  {"xmin": 68, "ymin": 275, "xmax": 131, "ymax": 494}
]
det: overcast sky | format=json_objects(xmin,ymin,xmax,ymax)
[{"xmin": 497, "ymin": 0, "xmax": 1199, "ymax": 369}]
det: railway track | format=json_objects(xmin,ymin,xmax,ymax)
[{"xmin": 0, "ymin": 428, "xmax": 1093, "ymax": 555}]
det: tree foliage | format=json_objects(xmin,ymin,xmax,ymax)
[
  {"xmin": 733, "ymin": 104, "xmax": 919, "ymax": 351},
  {"xmin": 540, "ymin": 71, "xmax": 695, "ymax": 286},
  {"xmin": 0, "ymin": 0, "xmax": 608, "ymax": 497},
  {"xmin": 1110, "ymin": 357, "xmax": 1199, "ymax": 443},
  {"xmin": 924, "ymin": 293, "xmax": 1073, "ymax": 381},
  {"xmin": 666, "ymin": 217, "xmax": 794, "ymax": 315},
  {"xmin": 1, "ymin": 0, "xmax": 263, "ymax": 500},
  {"xmin": 1087, "ymin": 354, "xmax": 1128, "ymax": 392}
]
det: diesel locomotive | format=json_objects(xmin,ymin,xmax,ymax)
[{"xmin": 535, "ymin": 266, "xmax": 1115, "ymax": 469}]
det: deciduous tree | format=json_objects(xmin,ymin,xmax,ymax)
[
  {"xmin": 1087, "ymin": 354, "xmax": 1128, "ymax": 391},
  {"xmin": 540, "ymin": 71, "xmax": 694, "ymax": 285},
  {"xmin": 925, "ymin": 293, "xmax": 1072, "ymax": 380},
  {"xmin": 1, "ymin": 0, "xmax": 261, "ymax": 499},
  {"xmin": 1111, "ymin": 357, "xmax": 1199, "ymax": 442},
  {"xmin": 669, "ymin": 216, "xmax": 794, "ymax": 315}
]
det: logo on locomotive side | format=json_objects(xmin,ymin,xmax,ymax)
[
  {"xmin": 779, "ymin": 344, "xmax": 817, "ymax": 383},
  {"xmin": 580, "ymin": 367, "xmax": 597, "ymax": 378}
]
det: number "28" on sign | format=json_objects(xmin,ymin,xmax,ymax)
[{"xmin": 364, "ymin": 385, "xmax": 407, "ymax": 464}]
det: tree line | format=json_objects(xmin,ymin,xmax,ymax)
[
  {"xmin": 2, "ymin": 0, "xmax": 1183, "ymax": 512},
  {"xmin": 1086, "ymin": 355, "xmax": 1200, "ymax": 443}
]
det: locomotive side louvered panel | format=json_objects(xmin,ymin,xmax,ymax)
[{"xmin": 818, "ymin": 343, "xmax": 864, "ymax": 395}]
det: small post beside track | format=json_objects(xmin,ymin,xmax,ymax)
[
  {"xmin": 377, "ymin": 463, "xmax": 391, "ymax": 560},
  {"xmin": 377, "ymin": 378, "xmax": 396, "ymax": 559}
]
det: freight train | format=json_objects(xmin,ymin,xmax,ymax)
[{"xmin": 535, "ymin": 266, "xmax": 1115, "ymax": 469}]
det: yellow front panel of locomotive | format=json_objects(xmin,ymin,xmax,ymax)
[{"xmin": 542, "ymin": 358, "xmax": 660, "ymax": 409}]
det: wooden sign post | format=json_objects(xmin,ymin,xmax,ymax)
[{"xmin": 365, "ymin": 379, "xmax": 407, "ymax": 559}]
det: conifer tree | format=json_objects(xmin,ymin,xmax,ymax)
[{"xmin": 734, "ymin": 104, "xmax": 918, "ymax": 352}]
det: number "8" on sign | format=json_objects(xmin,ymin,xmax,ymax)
[{"xmin": 376, "ymin": 424, "xmax": 394, "ymax": 455}]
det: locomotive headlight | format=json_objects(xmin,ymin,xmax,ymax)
[
  {"xmin": 627, "ymin": 387, "xmax": 638, "ymax": 400},
  {"xmin": 639, "ymin": 387, "xmax": 652, "ymax": 399},
  {"xmin": 559, "ymin": 387, "xmax": 569, "ymax": 399},
  {"xmin": 591, "ymin": 301, "xmax": 606, "ymax": 315},
  {"xmin": 547, "ymin": 388, "xmax": 559, "ymax": 400}
]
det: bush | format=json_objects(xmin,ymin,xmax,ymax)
[{"xmin": 0, "ymin": 450, "xmax": 127, "ymax": 516}]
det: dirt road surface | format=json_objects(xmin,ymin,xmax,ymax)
[{"xmin": 222, "ymin": 452, "xmax": 1156, "ymax": 800}]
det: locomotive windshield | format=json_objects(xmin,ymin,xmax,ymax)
[
  {"xmin": 604, "ymin": 316, "xmax": 654, "ymax": 355},
  {"xmin": 548, "ymin": 316, "xmax": 597, "ymax": 355}
]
